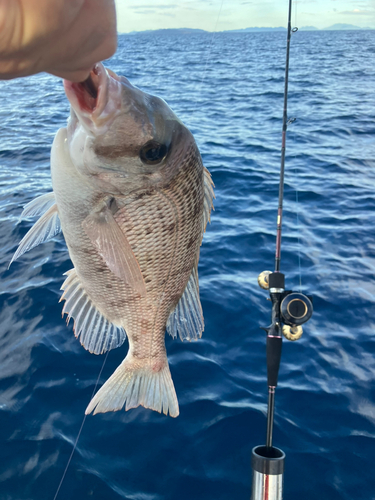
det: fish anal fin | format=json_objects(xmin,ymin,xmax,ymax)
[
  {"xmin": 82, "ymin": 206, "xmax": 146, "ymax": 297},
  {"xmin": 61, "ymin": 268, "xmax": 126, "ymax": 354}
]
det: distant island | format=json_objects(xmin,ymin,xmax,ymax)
[
  {"xmin": 323, "ymin": 23, "xmax": 369, "ymax": 30},
  {"xmin": 123, "ymin": 24, "xmax": 374, "ymax": 35},
  {"xmin": 223, "ymin": 27, "xmax": 286, "ymax": 32},
  {"xmin": 127, "ymin": 28, "xmax": 206, "ymax": 35}
]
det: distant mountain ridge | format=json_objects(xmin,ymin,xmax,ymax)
[
  {"xmin": 323, "ymin": 23, "xmax": 365, "ymax": 30},
  {"xmin": 224, "ymin": 27, "xmax": 286, "ymax": 32},
  {"xmin": 127, "ymin": 28, "xmax": 206, "ymax": 35},
  {"xmin": 299, "ymin": 26, "xmax": 319, "ymax": 31},
  {"xmin": 124, "ymin": 24, "xmax": 374, "ymax": 35}
]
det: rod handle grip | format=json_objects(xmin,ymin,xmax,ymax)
[{"xmin": 267, "ymin": 336, "xmax": 282, "ymax": 387}]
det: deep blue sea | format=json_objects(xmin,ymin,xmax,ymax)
[{"xmin": 1, "ymin": 29, "xmax": 375, "ymax": 500}]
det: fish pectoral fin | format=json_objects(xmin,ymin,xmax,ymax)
[
  {"xmin": 202, "ymin": 166, "xmax": 215, "ymax": 235},
  {"xmin": 166, "ymin": 265, "xmax": 204, "ymax": 342},
  {"xmin": 9, "ymin": 203, "xmax": 61, "ymax": 268},
  {"xmin": 20, "ymin": 191, "xmax": 56, "ymax": 219},
  {"xmin": 60, "ymin": 268, "xmax": 126, "ymax": 354},
  {"xmin": 85, "ymin": 356, "xmax": 179, "ymax": 418},
  {"xmin": 82, "ymin": 205, "xmax": 146, "ymax": 297}
]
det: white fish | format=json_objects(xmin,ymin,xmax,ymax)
[{"xmin": 11, "ymin": 63, "xmax": 214, "ymax": 418}]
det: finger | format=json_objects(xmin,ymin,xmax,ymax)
[
  {"xmin": 48, "ymin": 68, "xmax": 92, "ymax": 82},
  {"xmin": 0, "ymin": 0, "xmax": 117, "ymax": 80}
]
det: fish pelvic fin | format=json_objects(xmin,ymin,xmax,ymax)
[
  {"xmin": 85, "ymin": 356, "xmax": 179, "ymax": 418},
  {"xmin": 9, "ymin": 203, "xmax": 61, "ymax": 268},
  {"xmin": 20, "ymin": 192, "xmax": 56, "ymax": 220}
]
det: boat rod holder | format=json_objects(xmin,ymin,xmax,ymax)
[{"xmin": 251, "ymin": 445, "xmax": 285, "ymax": 500}]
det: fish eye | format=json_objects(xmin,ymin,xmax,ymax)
[{"xmin": 140, "ymin": 141, "xmax": 168, "ymax": 165}]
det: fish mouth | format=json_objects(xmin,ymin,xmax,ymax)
[
  {"xmin": 74, "ymin": 69, "xmax": 100, "ymax": 111},
  {"xmin": 64, "ymin": 63, "xmax": 106, "ymax": 115},
  {"xmin": 64, "ymin": 63, "xmax": 122, "ymax": 133}
]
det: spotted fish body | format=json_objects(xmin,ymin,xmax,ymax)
[{"xmin": 11, "ymin": 64, "xmax": 214, "ymax": 417}]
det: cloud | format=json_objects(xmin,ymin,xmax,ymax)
[
  {"xmin": 129, "ymin": 4, "xmax": 177, "ymax": 9},
  {"xmin": 340, "ymin": 9, "xmax": 375, "ymax": 15},
  {"xmin": 133, "ymin": 9, "xmax": 156, "ymax": 14},
  {"xmin": 128, "ymin": 3, "xmax": 177, "ymax": 16},
  {"xmin": 116, "ymin": 0, "xmax": 375, "ymax": 33}
]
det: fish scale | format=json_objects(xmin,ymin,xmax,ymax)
[{"xmin": 113, "ymin": 148, "xmax": 204, "ymax": 359}]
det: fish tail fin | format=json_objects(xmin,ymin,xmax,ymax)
[{"xmin": 85, "ymin": 356, "xmax": 179, "ymax": 418}]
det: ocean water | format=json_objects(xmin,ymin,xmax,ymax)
[{"xmin": 1, "ymin": 29, "xmax": 375, "ymax": 500}]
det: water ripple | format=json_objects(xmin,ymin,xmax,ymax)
[{"xmin": 0, "ymin": 29, "xmax": 374, "ymax": 500}]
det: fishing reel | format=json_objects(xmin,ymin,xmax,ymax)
[{"xmin": 258, "ymin": 270, "xmax": 313, "ymax": 341}]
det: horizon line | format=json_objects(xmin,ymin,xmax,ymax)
[{"xmin": 118, "ymin": 24, "xmax": 375, "ymax": 35}]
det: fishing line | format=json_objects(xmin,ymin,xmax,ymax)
[
  {"xmin": 53, "ymin": 351, "xmax": 109, "ymax": 500},
  {"xmin": 290, "ymin": 124, "xmax": 303, "ymax": 292},
  {"xmin": 295, "ymin": 186, "xmax": 302, "ymax": 292},
  {"xmin": 287, "ymin": 114, "xmax": 303, "ymax": 292},
  {"xmin": 291, "ymin": 0, "xmax": 302, "ymax": 292}
]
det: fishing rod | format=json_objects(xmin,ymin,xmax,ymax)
[{"xmin": 251, "ymin": 1, "xmax": 313, "ymax": 499}]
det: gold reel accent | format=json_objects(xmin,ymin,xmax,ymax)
[
  {"xmin": 258, "ymin": 271, "xmax": 272, "ymax": 290},
  {"xmin": 282, "ymin": 325, "xmax": 303, "ymax": 341}
]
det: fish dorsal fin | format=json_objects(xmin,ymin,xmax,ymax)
[
  {"xmin": 166, "ymin": 266, "xmax": 204, "ymax": 342},
  {"xmin": 203, "ymin": 166, "xmax": 215, "ymax": 234},
  {"xmin": 166, "ymin": 168, "xmax": 212, "ymax": 340},
  {"xmin": 20, "ymin": 192, "xmax": 56, "ymax": 219},
  {"xmin": 60, "ymin": 268, "xmax": 126, "ymax": 354},
  {"xmin": 9, "ymin": 203, "xmax": 61, "ymax": 267},
  {"xmin": 82, "ymin": 205, "xmax": 147, "ymax": 297}
]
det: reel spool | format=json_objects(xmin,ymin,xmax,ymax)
[
  {"xmin": 280, "ymin": 292, "xmax": 313, "ymax": 341},
  {"xmin": 280, "ymin": 292, "xmax": 313, "ymax": 326}
]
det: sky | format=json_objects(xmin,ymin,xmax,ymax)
[{"xmin": 115, "ymin": 0, "xmax": 375, "ymax": 32}]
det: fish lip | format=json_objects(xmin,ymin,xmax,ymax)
[{"xmin": 63, "ymin": 63, "xmax": 110, "ymax": 131}]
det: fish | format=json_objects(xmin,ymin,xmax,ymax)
[{"xmin": 10, "ymin": 63, "xmax": 214, "ymax": 418}]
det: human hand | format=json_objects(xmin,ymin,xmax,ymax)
[{"xmin": 0, "ymin": 0, "xmax": 117, "ymax": 81}]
